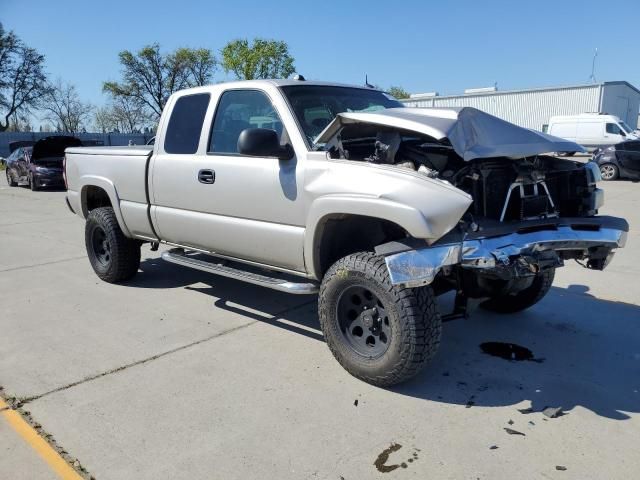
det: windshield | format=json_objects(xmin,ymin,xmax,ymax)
[
  {"xmin": 620, "ymin": 121, "xmax": 634, "ymax": 134},
  {"xmin": 280, "ymin": 85, "xmax": 403, "ymax": 147}
]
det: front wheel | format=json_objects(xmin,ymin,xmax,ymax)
[
  {"xmin": 29, "ymin": 174, "xmax": 39, "ymax": 191},
  {"xmin": 480, "ymin": 268, "xmax": 555, "ymax": 314},
  {"xmin": 85, "ymin": 207, "xmax": 141, "ymax": 283},
  {"xmin": 6, "ymin": 169, "xmax": 17, "ymax": 187},
  {"xmin": 318, "ymin": 252, "xmax": 442, "ymax": 387}
]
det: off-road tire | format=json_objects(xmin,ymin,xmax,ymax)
[
  {"xmin": 318, "ymin": 252, "xmax": 442, "ymax": 387},
  {"xmin": 480, "ymin": 268, "xmax": 555, "ymax": 314},
  {"xmin": 6, "ymin": 170, "xmax": 17, "ymax": 187},
  {"xmin": 85, "ymin": 207, "xmax": 140, "ymax": 283}
]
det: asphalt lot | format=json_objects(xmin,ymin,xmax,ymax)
[{"xmin": 0, "ymin": 173, "xmax": 639, "ymax": 480}]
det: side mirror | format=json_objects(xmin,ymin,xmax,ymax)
[{"xmin": 237, "ymin": 128, "xmax": 293, "ymax": 160}]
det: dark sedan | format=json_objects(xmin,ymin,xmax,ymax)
[
  {"xmin": 590, "ymin": 140, "xmax": 640, "ymax": 181},
  {"xmin": 5, "ymin": 136, "xmax": 81, "ymax": 190}
]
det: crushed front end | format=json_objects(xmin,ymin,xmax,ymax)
[{"xmin": 376, "ymin": 160, "xmax": 628, "ymax": 304}]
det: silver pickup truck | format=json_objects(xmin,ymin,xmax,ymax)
[{"xmin": 64, "ymin": 79, "xmax": 628, "ymax": 386}]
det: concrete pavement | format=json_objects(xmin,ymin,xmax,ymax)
[{"xmin": 1, "ymin": 174, "xmax": 639, "ymax": 479}]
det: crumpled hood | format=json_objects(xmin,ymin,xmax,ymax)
[{"xmin": 315, "ymin": 107, "xmax": 584, "ymax": 161}]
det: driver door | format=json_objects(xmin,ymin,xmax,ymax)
[{"xmin": 152, "ymin": 88, "xmax": 306, "ymax": 272}]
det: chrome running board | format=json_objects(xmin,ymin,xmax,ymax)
[{"xmin": 161, "ymin": 250, "xmax": 319, "ymax": 295}]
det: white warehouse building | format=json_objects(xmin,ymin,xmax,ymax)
[{"xmin": 401, "ymin": 81, "xmax": 640, "ymax": 132}]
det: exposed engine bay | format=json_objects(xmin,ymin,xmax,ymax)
[{"xmin": 328, "ymin": 126, "xmax": 600, "ymax": 224}]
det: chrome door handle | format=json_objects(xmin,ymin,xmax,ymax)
[{"xmin": 198, "ymin": 169, "xmax": 215, "ymax": 184}]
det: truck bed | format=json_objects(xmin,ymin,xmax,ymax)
[{"xmin": 65, "ymin": 146, "xmax": 156, "ymax": 240}]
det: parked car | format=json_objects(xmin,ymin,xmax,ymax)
[
  {"xmin": 547, "ymin": 113, "xmax": 638, "ymax": 152},
  {"xmin": 64, "ymin": 80, "xmax": 628, "ymax": 387},
  {"xmin": 590, "ymin": 140, "xmax": 640, "ymax": 180},
  {"xmin": 5, "ymin": 136, "xmax": 81, "ymax": 190}
]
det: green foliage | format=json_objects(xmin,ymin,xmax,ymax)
[
  {"xmin": 221, "ymin": 38, "xmax": 295, "ymax": 80},
  {"xmin": 0, "ymin": 23, "xmax": 50, "ymax": 132},
  {"xmin": 387, "ymin": 86, "xmax": 410, "ymax": 100},
  {"xmin": 103, "ymin": 44, "xmax": 217, "ymax": 119}
]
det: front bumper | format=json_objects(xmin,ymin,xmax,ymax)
[{"xmin": 378, "ymin": 216, "xmax": 628, "ymax": 288}]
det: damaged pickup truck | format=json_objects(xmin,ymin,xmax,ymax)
[{"xmin": 64, "ymin": 80, "xmax": 628, "ymax": 386}]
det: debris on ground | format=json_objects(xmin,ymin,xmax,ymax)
[
  {"xmin": 542, "ymin": 406, "xmax": 566, "ymax": 418},
  {"xmin": 556, "ymin": 466, "xmax": 567, "ymax": 471},
  {"xmin": 517, "ymin": 406, "xmax": 567, "ymax": 418},
  {"xmin": 508, "ymin": 419, "xmax": 514, "ymax": 425},
  {"xmin": 465, "ymin": 395, "xmax": 476, "ymax": 408},
  {"xmin": 490, "ymin": 445, "xmax": 499, "ymax": 450},
  {"xmin": 504, "ymin": 428, "xmax": 526, "ymax": 436},
  {"xmin": 354, "ymin": 399, "xmax": 358, "ymax": 407}
]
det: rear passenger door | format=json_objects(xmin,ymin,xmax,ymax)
[{"xmin": 151, "ymin": 88, "xmax": 306, "ymax": 273}]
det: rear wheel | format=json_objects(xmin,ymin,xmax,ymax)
[
  {"xmin": 6, "ymin": 169, "xmax": 17, "ymax": 187},
  {"xmin": 599, "ymin": 163, "xmax": 619, "ymax": 181},
  {"xmin": 318, "ymin": 252, "xmax": 442, "ymax": 387},
  {"xmin": 480, "ymin": 268, "xmax": 555, "ymax": 314},
  {"xmin": 85, "ymin": 207, "xmax": 141, "ymax": 283}
]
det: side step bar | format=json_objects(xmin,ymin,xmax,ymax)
[{"xmin": 161, "ymin": 250, "xmax": 319, "ymax": 295}]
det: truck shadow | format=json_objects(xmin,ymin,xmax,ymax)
[
  {"xmin": 393, "ymin": 285, "xmax": 640, "ymax": 421},
  {"xmin": 128, "ymin": 258, "xmax": 639, "ymax": 420}
]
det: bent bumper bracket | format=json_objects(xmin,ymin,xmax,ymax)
[{"xmin": 383, "ymin": 223, "xmax": 628, "ymax": 288}]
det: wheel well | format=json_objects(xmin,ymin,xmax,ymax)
[
  {"xmin": 314, "ymin": 215, "xmax": 408, "ymax": 278},
  {"xmin": 83, "ymin": 186, "xmax": 112, "ymax": 213}
]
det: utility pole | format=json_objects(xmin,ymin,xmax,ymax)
[{"xmin": 589, "ymin": 48, "xmax": 598, "ymax": 83}]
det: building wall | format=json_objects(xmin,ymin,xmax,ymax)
[
  {"xmin": 403, "ymin": 84, "xmax": 602, "ymax": 131},
  {"xmin": 599, "ymin": 83, "xmax": 640, "ymax": 128}
]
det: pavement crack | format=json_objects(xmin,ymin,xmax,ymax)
[
  {"xmin": 20, "ymin": 299, "xmax": 316, "ymax": 404},
  {"xmin": 0, "ymin": 256, "xmax": 87, "ymax": 274}
]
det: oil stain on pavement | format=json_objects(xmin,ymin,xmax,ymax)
[
  {"xmin": 374, "ymin": 443, "xmax": 420, "ymax": 473},
  {"xmin": 480, "ymin": 342, "xmax": 545, "ymax": 363}
]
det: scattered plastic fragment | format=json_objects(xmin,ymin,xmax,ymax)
[{"xmin": 504, "ymin": 428, "xmax": 526, "ymax": 436}]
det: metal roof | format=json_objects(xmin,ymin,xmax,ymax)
[{"xmin": 407, "ymin": 81, "xmax": 640, "ymax": 101}]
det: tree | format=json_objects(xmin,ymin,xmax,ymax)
[
  {"xmin": 94, "ymin": 96, "xmax": 150, "ymax": 133},
  {"xmin": 0, "ymin": 23, "xmax": 50, "ymax": 132},
  {"xmin": 41, "ymin": 79, "xmax": 93, "ymax": 133},
  {"xmin": 103, "ymin": 44, "xmax": 217, "ymax": 119},
  {"xmin": 388, "ymin": 86, "xmax": 410, "ymax": 100},
  {"xmin": 221, "ymin": 38, "xmax": 295, "ymax": 80}
]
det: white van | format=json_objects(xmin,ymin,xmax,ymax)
[{"xmin": 547, "ymin": 114, "xmax": 638, "ymax": 151}]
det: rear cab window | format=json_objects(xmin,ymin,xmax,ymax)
[{"xmin": 164, "ymin": 93, "xmax": 211, "ymax": 154}]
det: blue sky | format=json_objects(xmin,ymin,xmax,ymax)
[{"xmin": 3, "ymin": 0, "xmax": 639, "ymax": 113}]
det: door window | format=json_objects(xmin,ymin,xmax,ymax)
[
  {"xmin": 209, "ymin": 90, "xmax": 283, "ymax": 154},
  {"xmin": 164, "ymin": 93, "xmax": 210, "ymax": 154},
  {"xmin": 606, "ymin": 123, "xmax": 624, "ymax": 135}
]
